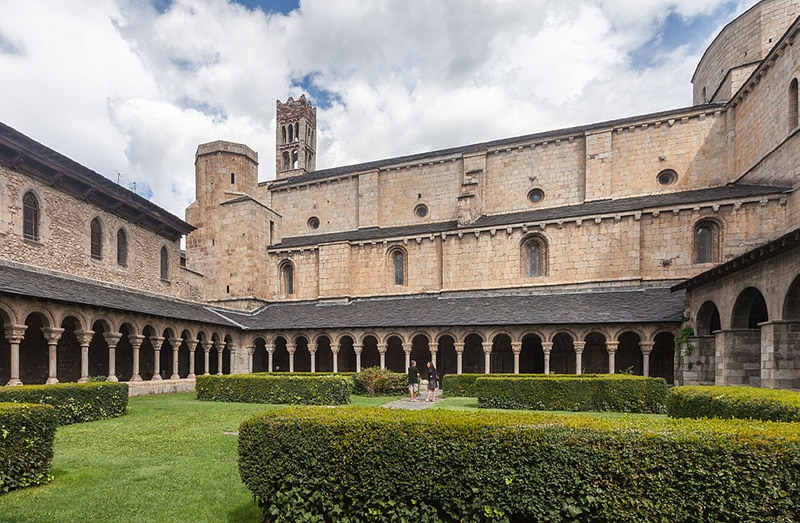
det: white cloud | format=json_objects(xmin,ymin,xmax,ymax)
[{"xmin": 0, "ymin": 0, "xmax": 763, "ymax": 219}]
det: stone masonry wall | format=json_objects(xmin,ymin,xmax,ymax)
[{"xmin": 0, "ymin": 165, "xmax": 187, "ymax": 299}]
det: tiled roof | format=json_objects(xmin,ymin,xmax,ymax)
[
  {"xmin": 241, "ymin": 286, "xmax": 686, "ymax": 331},
  {"xmin": 0, "ymin": 260, "xmax": 239, "ymax": 327},
  {"xmin": 273, "ymin": 184, "xmax": 788, "ymax": 249}
]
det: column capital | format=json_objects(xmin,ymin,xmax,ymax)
[
  {"xmin": 353, "ymin": 344, "xmax": 363, "ymax": 355},
  {"xmin": 511, "ymin": 341, "xmax": 522, "ymax": 354},
  {"xmin": 401, "ymin": 342, "xmax": 412, "ymax": 354},
  {"xmin": 286, "ymin": 343, "xmax": 296, "ymax": 355},
  {"xmin": 3, "ymin": 324, "xmax": 27, "ymax": 344},
  {"xmin": 128, "ymin": 334, "xmax": 145, "ymax": 349},
  {"xmin": 377, "ymin": 343, "xmax": 387, "ymax": 355},
  {"xmin": 453, "ymin": 342, "xmax": 465, "ymax": 354},
  {"xmin": 541, "ymin": 341, "xmax": 554, "ymax": 353},
  {"xmin": 639, "ymin": 341, "xmax": 655, "ymax": 355},
  {"xmin": 149, "ymin": 335, "xmax": 165, "ymax": 348},
  {"xmin": 481, "ymin": 341, "xmax": 493, "ymax": 355},
  {"xmin": 167, "ymin": 337, "xmax": 182, "ymax": 348},
  {"xmin": 41, "ymin": 327, "xmax": 65, "ymax": 344},
  {"xmin": 74, "ymin": 329, "xmax": 95, "ymax": 346},
  {"xmin": 606, "ymin": 341, "xmax": 619, "ymax": 354},
  {"xmin": 200, "ymin": 340, "xmax": 213, "ymax": 352},
  {"xmin": 573, "ymin": 341, "xmax": 586, "ymax": 353},
  {"xmin": 103, "ymin": 332, "xmax": 123, "ymax": 347}
]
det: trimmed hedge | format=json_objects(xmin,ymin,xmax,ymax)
[
  {"xmin": 0, "ymin": 402, "xmax": 57, "ymax": 493},
  {"xmin": 239, "ymin": 407, "xmax": 800, "ymax": 522},
  {"xmin": 196, "ymin": 374, "xmax": 351, "ymax": 405},
  {"xmin": 668, "ymin": 385, "xmax": 800, "ymax": 422},
  {"xmin": 0, "ymin": 382, "xmax": 128, "ymax": 426},
  {"xmin": 442, "ymin": 373, "xmax": 609, "ymax": 398},
  {"xmin": 477, "ymin": 375, "xmax": 668, "ymax": 413}
]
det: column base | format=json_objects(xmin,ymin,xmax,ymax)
[
  {"xmin": 151, "ymin": 375, "xmax": 163, "ymax": 381},
  {"xmin": 78, "ymin": 377, "xmax": 89, "ymax": 383},
  {"xmin": 107, "ymin": 375, "xmax": 119, "ymax": 382},
  {"xmin": 46, "ymin": 377, "xmax": 59, "ymax": 385},
  {"xmin": 188, "ymin": 373, "xmax": 196, "ymax": 378},
  {"xmin": 170, "ymin": 373, "xmax": 180, "ymax": 380},
  {"xmin": 6, "ymin": 378, "xmax": 22, "ymax": 386},
  {"xmin": 130, "ymin": 374, "xmax": 142, "ymax": 382}
]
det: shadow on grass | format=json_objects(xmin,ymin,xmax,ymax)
[{"xmin": 227, "ymin": 500, "xmax": 261, "ymax": 522}]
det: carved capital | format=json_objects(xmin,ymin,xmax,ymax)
[{"xmin": 41, "ymin": 327, "xmax": 65, "ymax": 345}]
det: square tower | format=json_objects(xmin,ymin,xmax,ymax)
[{"xmin": 275, "ymin": 95, "xmax": 317, "ymax": 179}]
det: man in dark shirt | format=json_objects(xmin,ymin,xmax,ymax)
[{"xmin": 408, "ymin": 360, "xmax": 419, "ymax": 402}]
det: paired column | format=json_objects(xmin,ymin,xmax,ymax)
[
  {"xmin": 128, "ymin": 335, "xmax": 145, "ymax": 381},
  {"xmin": 309, "ymin": 345, "xmax": 317, "ymax": 373},
  {"xmin": 402, "ymin": 342, "xmax": 412, "ymax": 370},
  {"xmin": 188, "ymin": 341, "xmax": 197, "ymax": 378},
  {"xmin": 170, "ymin": 338, "xmax": 181, "ymax": 379},
  {"xmin": 75, "ymin": 329, "xmax": 94, "ymax": 383},
  {"xmin": 4, "ymin": 324, "xmax": 27, "ymax": 386},
  {"xmin": 201, "ymin": 341, "xmax": 212, "ymax": 375},
  {"xmin": 216, "ymin": 342, "xmax": 224, "ymax": 375},
  {"xmin": 103, "ymin": 332, "xmax": 122, "ymax": 382},
  {"xmin": 482, "ymin": 341, "xmax": 492, "ymax": 374},
  {"xmin": 574, "ymin": 341, "xmax": 586, "ymax": 375},
  {"xmin": 639, "ymin": 341, "xmax": 654, "ymax": 377},
  {"xmin": 332, "ymin": 345, "xmax": 340, "ymax": 373},
  {"xmin": 266, "ymin": 343, "xmax": 275, "ymax": 372},
  {"xmin": 606, "ymin": 341, "xmax": 619, "ymax": 374},
  {"xmin": 150, "ymin": 336, "xmax": 165, "ymax": 381},
  {"xmin": 542, "ymin": 341, "xmax": 553, "ymax": 375},
  {"xmin": 377, "ymin": 343, "xmax": 386, "ymax": 369},
  {"xmin": 287, "ymin": 342, "xmax": 296, "ymax": 373},
  {"xmin": 354, "ymin": 344, "xmax": 363, "ymax": 372},
  {"xmin": 454, "ymin": 342, "xmax": 464, "ymax": 374},
  {"xmin": 511, "ymin": 341, "xmax": 522, "ymax": 374},
  {"xmin": 42, "ymin": 327, "xmax": 64, "ymax": 384}
]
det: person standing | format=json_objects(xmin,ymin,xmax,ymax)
[
  {"xmin": 407, "ymin": 360, "xmax": 419, "ymax": 402},
  {"xmin": 425, "ymin": 361, "xmax": 438, "ymax": 402}
]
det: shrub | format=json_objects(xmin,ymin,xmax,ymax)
[
  {"xmin": 196, "ymin": 374, "xmax": 351, "ymax": 405},
  {"xmin": 239, "ymin": 406, "xmax": 800, "ymax": 522},
  {"xmin": 477, "ymin": 375, "xmax": 668, "ymax": 413},
  {"xmin": 352, "ymin": 367, "xmax": 407, "ymax": 396},
  {"xmin": 0, "ymin": 382, "xmax": 128, "ymax": 426},
  {"xmin": 0, "ymin": 402, "xmax": 57, "ymax": 493},
  {"xmin": 442, "ymin": 373, "xmax": 607, "ymax": 398},
  {"xmin": 668, "ymin": 385, "xmax": 800, "ymax": 422}
]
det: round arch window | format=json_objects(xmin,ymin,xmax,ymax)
[
  {"xmin": 657, "ymin": 169, "xmax": 678, "ymax": 186},
  {"xmin": 527, "ymin": 188, "xmax": 545, "ymax": 204},
  {"xmin": 307, "ymin": 216, "xmax": 320, "ymax": 230},
  {"xmin": 414, "ymin": 204, "xmax": 428, "ymax": 218}
]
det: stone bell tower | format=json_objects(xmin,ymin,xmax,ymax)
[{"xmin": 275, "ymin": 94, "xmax": 317, "ymax": 179}]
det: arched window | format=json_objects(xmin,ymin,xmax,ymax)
[
  {"xmin": 280, "ymin": 262, "xmax": 294, "ymax": 295},
  {"xmin": 391, "ymin": 249, "xmax": 405, "ymax": 286},
  {"xmin": 522, "ymin": 235, "xmax": 547, "ymax": 277},
  {"xmin": 90, "ymin": 217, "xmax": 103, "ymax": 260},
  {"xmin": 22, "ymin": 191, "xmax": 40, "ymax": 241},
  {"xmin": 117, "ymin": 229, "xmax": 128, "ymax": 267},
  {"xmin": 790, "ymin": 78, "xmax": 799, "ymax": 131},
  {"xmin": 694, "ymin": 220, "xmax": 720, "ymax": 264},
  {"xmin": 160, "ymin": 246, "xmax": 169, "ymax": 280}
]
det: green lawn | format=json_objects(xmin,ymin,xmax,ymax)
[{"xmin": 1, "ymin": 393, "xmax": 659, "ymax": 522}]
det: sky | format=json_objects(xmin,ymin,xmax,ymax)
[{"xmin": 0, "ymin": 0, "xmax": 760, "ymax": 219}]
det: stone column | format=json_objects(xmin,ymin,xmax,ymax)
[
  {"xmin": 309, "ymin": 347, "xmax": 317, "ymax": 373},
  {"xmin": 378, "ymin": 343, "xmax": 387, "ymax": 370},
  {"xmin": 103, "ymin": 332, "xmax": 122, "ymax": 382},
  {"xmin": 511, "ymin": 341, "xmax": 522, "ymax": 374},
  {"xmin": 216, "ymin": 342, "xmax": 224, "ymax": 375},
  {"xmin": 574, "ymin": 341, "xmax": 585, "ymax": 375},
  {"xmin": 639, "ymin": 341, "xmax": 654, "ymax": 377},
  {"xmin": 287, "ymin": 342, "xmax": 296, "ymax": 373},
  {"xmin": 606, "ymin": 341, "xmax": 619, "ymax": 374},
  {"xmin": 265, "ymin": 344, "xmax": 274, "ymax": 372},
  {"xmin": 482, "ymin": 341, "xmax": 492, "ymax": 374},
  {"xmin": 353, "ymin": 344, "xmax": 363, "ymax": 372},
  {"xmin": 150, "ymin": 336, "xmax": 165, "ymax": 381},
  {"xmin": 402, "ymin": 342, "xmax": 412, "ymax": 370},
  {"xmin": 430, "ymin": 349, "xmax": 438, "ymax": 370},
  {"xmin": 128, "ymin": 335, "xmax": 144, "ymax": 381},
  {"xmin": 542, "ymin": 342, "xmax": 553, "ymax": 375},
  {"xmin": 202, "ymin": 341, "xmax": 212, "ymax": 375},
  {"xmin": 75, "ymin": 329, "xmax": 95, "ymax": 383},
  {"xmin": 332, "ymin": 346, "xmax": 340, "ymax": 373},
  {"xmin": 42, "ymin": 327, "xmax": 64, "ymax": 384},
  {"xmin": 168, "ymin": 337, "xmax": 182, "ymax": 379},
  {"xmin": 187, "ymin": 342, "xmax": 197, "ymax": 378},
  {"xmin": 454, "ymin": 342, "xmax": 464, "ymax": 374},
  {"xmin": 4, "ymin": 325, "xmax": 27, "ymax": 386}
]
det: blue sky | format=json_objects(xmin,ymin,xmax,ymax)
[{"xmin": 0, "ymin": 0, "xmax": 761, "ymax": 217}]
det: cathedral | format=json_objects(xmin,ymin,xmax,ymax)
[{"xmin": 0, "ymin": 0, "xmax": 798, "ymax": 393}]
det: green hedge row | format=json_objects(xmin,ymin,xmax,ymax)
[
  {"xmin": 668, "ymin": 385, "xmax": 800, "ymax": 422},
  {"xmin": 239, "ymin": 407, "xmax": 800, "ymax": 522},
  {"xmin": 196, "ymin": 374, "xmax": 351, "ymax": 405},
  {"xmin": 477, "ymin": 375, "xmax": 668, "ymax": 413},
  {"xmin": 0, "ymin": 382, "xmax": 128, "ymax": 426},
  {"xmin": 442, "ymin": 373, "xmax": 610, "ymax": 397},
  {"xmin": 0, "ymin": 402, "xmax": 57, "ymax": 493}
]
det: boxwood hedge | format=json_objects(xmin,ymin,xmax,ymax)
[
  {"xmin": 0, "ymin": 402, "xmax": 57, "ymax": 493},
  {"xmin": 239, "ymin": 407, "xmax": 800, "ymax": 522},
  {"xmin": 477, "ymin": 375, "xmax": 668, "ymax": 413},
  {"xmin": 0, "ymin": 382, "xmax": 128, "ymax": 426},
  {"xmin": 442, "ymin": 373, "xmax": 609, "ymax": 398},
  {"xmin": 668, "ymin": 385, "xmax": 800, "ymax": 422},
  {"xmin": 196, "ymin": 373, "xmax": 351, "ymax": 405}
]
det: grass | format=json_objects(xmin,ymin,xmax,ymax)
[{"xmin": 1, "ymin": 392, "xmax": 659, "ymax": 522}]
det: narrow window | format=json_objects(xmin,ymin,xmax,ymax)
[
  {"xmin": 117, "ymin": 229, "xmax": 128, "ymax": 267},
  {"xmin": 292, "ymin": 149, "xmax": 299, "ymax": 169},
  {"xmin": 90, "ymin": 218, "xmax": 103, "ymax": 259},
  {"xmin": 694, "ymin": 221, "xmax": 719, "ymax": 264},
  {"xmin": 527, "ymin": 243, "xmax": 540, "ymax": 277},
  {"xmin": 789, "ymin": 79, "xmax": 799, "ymax": 130},
  {"xmin": 522, "ymin": 235, "xmax": 547, "ymax": 278},
  {"xmin": 230, "ymin": 172, "xmax": 235, "ymax": 184},
  {"xmin": 392, "ymin": 250, "xmax": 405, "ymax": 286},
  {"xmin": 281, "ymin": 125, "xmax": 287, "ymax": 144},
  {"xmin": 282, "ymin": 151, "xmax": 290, "ymax": 170},
  {"xmin": 22, "ymin": 191, "xmax": 40, "ymax": 241},
  {"xmin": 294, "ymin": 122, "xmax": 299, "ymax": 142},
  {"xmin": 281, "ymin": 263, "xmax": 294, "ymax": 294},
  {"xmin": 288, "ymin": 123, "xmax": 294, "ymax": 142},
  {"xmin": 160, "ymin": 246, "xmax": 169, "ymax": 279}
]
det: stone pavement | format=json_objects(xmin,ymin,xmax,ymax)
[{"xmin": 382, "ymin": 391, "xmax": 440, "ymax": 410}]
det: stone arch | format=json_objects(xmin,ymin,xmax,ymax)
[
  {"xmin": 583, "ymin": 332, "xmax": 608, "ymax": 374},
  {"xmin": 278, "ymin": 259, "xmax": 295, "ymax": 295},
  {"xmin": 208, "ymin": 333, "xmax": 222, "ymax": 375},
  {"xmin": 520, "ymin": 332, "xmax": 544, "ymax": 374},
  {"xmin": 384, "ymin": 334, "xmax": 405, "ymax": 372},
  {"xmin": 55, "ymin": 315, "xmax": 83, "ymax": 383},
  {"xmin": 520, "ymin": 233, "xmax": 548, "ymax": 278},
  {"xmin": 491, "ymin": 332, "xmax": 514, "ymax": 374},
  {"xmin": 20, "ymin": 311, "xmax": 49, "ymax": 384},
  {"xmin": 693, "ymin": 218, "xmax": 722, "ymax": 264},
  {"xmin": 731, "ymin": 286, "xmax": 769, "ymax": 329},
  {"xmin": 462, "ymin": 332, "xmax": 485, "ymax": 374},
  {"xmin": 435, "ymin": 334, "xmax": 457, "ymax": 377},
  {"xmin": 361, "ymin": 334, "xmax": 380, "ymax": 370},
  {"xmin": 315, "ymin": 334, "xmax": 334, "ymax": 372},
  {"xmin": 293, "ymin": 334, "xmax": 311, "ymax": 372},
  {"xmin": 616, "ymin": 331, "xmax": 642, "ymax": 375},
  {"xmin": 387, "ymin": 245, "xmax": 408, "ymax": 287},
  {"xmin": 696, "ymin": 300, "xmax": 722, "ymax": 335},
  {"xmin": 222, "ymin": 334, "xmax": 233, "ymax": 374},
  {"xmin": 336, "ymin": 334, "xmax": 356, "ymax": 373},
  {"xmin": 550, "ymin": 331, "xmax": 576, "ymax": 374},
  {"xmin": 409, "ymin": 332, "xmax": 431, "ymax": 368},
  {"xmin": 115, "ymin": 321, "xmax": 137, "ymax": 381},
  {"xmin": 88, "ymin": 318, "xmax": 111, "ymax": 380},
  {"xmin": 251, "ymin": 336, "xmax": 268, "ymax": 372},
  {"xmin": 782, "ymin": 273, "xmax": 800, "ymax": 320},
  {"xmin": 651, "ymin": 331, "xmax": 675, "ymax": 384},
  {"xmin": 272, "ymin": 335, "xmax": 290, "ymax": 372}
]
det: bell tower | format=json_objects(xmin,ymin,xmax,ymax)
[{"xmin": 275, "ymin": 94, "xmax": 317, "ymax": 179}]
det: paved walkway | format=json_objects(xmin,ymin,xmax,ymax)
[{"xmin": 382, "ymin": 391, "xmax": 440, "ymax": 410}]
